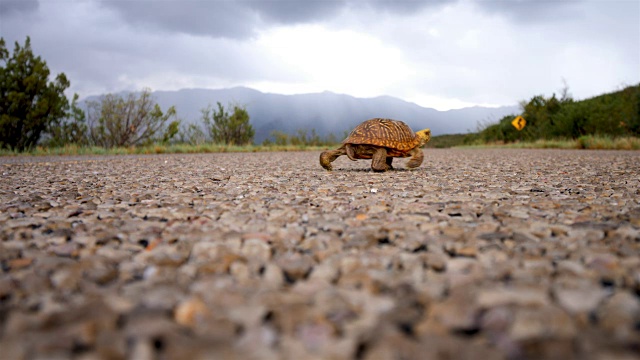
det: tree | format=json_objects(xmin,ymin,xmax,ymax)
[
  {"xmin": 202, "ymin": 102, "xmax": 254, "ymax": 145},
  {"xmin": 0, "ymin": 37, "xmax": 71, "ymax": 151},
  {"xmin": 324, "ymin": 132, "xmax": 338, "ymax": 145},
  {"xmin": 44, "ymin": 93, "xmax": 88, "ymax": 147},
  {"xmin": 162, "ymin": 119, "xmax": 181, "ymax": 144},
  {"xmin": 268, "ymin": 130, "xmax": 289, "ymax": 146},
  {"xmin": 178, "ymin": 123, "xmax": 207, "ymax": 145},
  {"xmin": 86, "ymin": 89, "xmax": 177, "ymax": 148},
  {"xmin": 265, "ymin": 128, "xmax": 340, "ymax": 147}
]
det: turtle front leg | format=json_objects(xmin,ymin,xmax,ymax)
[
  {"xmin": 371, "ymin": 147, "xmax": 390, "ymax": 172},
  {"xmin": 406, "ymin": 148, "xmax": 424, "ymax": 169},
  {"xmin": 320, "ymin": 146, "xmax": 347, "ymax": 171},
  {"xmin": 386, "ymin": 157, "xmax": 394, "ymax": 170}
]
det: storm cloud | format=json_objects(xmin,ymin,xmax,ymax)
[
  {"xmin": 1, "ymin": 0, "xmax": 637, "ymax": 110},
  {"xmin": 98, "ymin": 0, "xmax": 456, "ymax": 39},
  {"xmin": 0, "ymin": 0, "xmax": 39, "ymax": 15}
]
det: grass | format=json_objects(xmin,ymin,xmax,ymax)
[
  {"xmin": 575, "ymin": 135, "xmax": 640, "ymax": 150},
  {"xmin": 0, "ymin": 143, "xmax": 337, "ymax": 157},
  {"xmin": 459, "ymin": 139, "xmax": 578, "ymax": 150},
  {"xmin": 1, "ymin": 135, "xmax": 639, "ymax": 157},
  {"xmin": 457, "ymin": 135, "xmax": 640, "ymax": 150},
  {"xmin": 425, "ymin": 133, "xmax": 468, "ymax": 149}
]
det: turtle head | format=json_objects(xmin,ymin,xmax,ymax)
[{"xmin": 415, "ymin": 128, "xmax": 431, "ymax": 147}]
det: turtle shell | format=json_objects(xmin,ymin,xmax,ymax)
[{"xmin": 343, "ymin": 118, "xmax": 420, "ymax": 151}]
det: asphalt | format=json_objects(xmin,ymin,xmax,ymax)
[{"xmin": 1, "ymin": 149, "xmax": 639, "ymax": 359}]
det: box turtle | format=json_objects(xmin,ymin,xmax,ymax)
[{"xmin": 319, "ymin": 118, "xmax": 431, "ymax": 172}]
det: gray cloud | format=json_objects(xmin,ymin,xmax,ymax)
[
  {"xmin": 98, "ymin": 1, "xmax": 260, "ymax": 39},
  {"xmin": 359, "ymin": 0, "xmax": 452, "ymax": 15},
  {"xmin": 473, "ymin": 0, "xmax": 586, "ymax": 23},
  {"xmin": 0, "ymin": 0, "xmax": 38, "ymax": 15},
  {"xmin": 99, "ymin": 0, "xmax": 351, "ymax": 39},
  {"xmin": 253, "ymin": 0, "xmax": 348, "ymax": 24},
  {"xmin": 99, "ymin": 0, "xmax": 456, "ymax": 39},
  {"xmin": 0, "ymin": 0, "xmax": 636, "ymax": 110}
]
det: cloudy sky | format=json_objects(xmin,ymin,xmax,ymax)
[{"xmin": 1, "ymin": 0, "xmax": 638, "ymax": 110}]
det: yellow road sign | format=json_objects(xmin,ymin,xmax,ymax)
[{"xmin": 512, "ymin": 116, "xmax": 526, "ymax": 131}]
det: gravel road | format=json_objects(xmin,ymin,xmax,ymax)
[{"xmin": 1, "ymin": 149, "xmax": 639, "ymax": 359}]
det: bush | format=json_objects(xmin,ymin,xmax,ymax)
[
  {"xmin": 44, "ymin": 94, "xmax": 88, "ymax": 147},
  {"xmin": 262, "ymin": 129, "xmax": 340, "ymax": 147},
  {"xmin": 86, "ymin": 89, "xmax": 177, "ymax": 148},
  {"xmin": 472, "ymin": 84, "xmax": 640, "ymax": 143},
  {"xmin": 202, "ymin": 102, "xmax": 254, "ymax": 145}
]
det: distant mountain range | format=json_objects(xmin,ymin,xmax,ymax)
[{"xmin": 83, "ymin": 87, "xmax": 519, "ymax": 143}]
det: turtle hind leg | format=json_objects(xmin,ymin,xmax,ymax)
[
  {"xmin": 406, "ymin": 148, "xmax": 424, "ymax": 169},
  {"xmin": 386, "ymin": 157, "xmax": 394, "ymax": 170},
  {"xmin": 320, "ymin": 146, "xmax": 346, "ymax": 171},
  {"xmin": 371, "ymin": 147, "xmax": 390, "ymax": 172},
  {"xmin": 345, "ymin": 144, "xmax": 358, "ymax": 161}
]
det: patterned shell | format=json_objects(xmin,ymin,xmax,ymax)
[{"xmin": 343, "ymin": 118, "xmax": 420, "ymax": 151}]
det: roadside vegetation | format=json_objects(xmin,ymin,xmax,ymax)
[
  {"xmin": 0, "ymin": 143, "xmax": 334, "ymax": 157},
  {"xmin": 461, "ymin": 84, "xmax": 640, "ymax": 147},
  {"xmin": 425, "ymin": 134, "xmax": 468, "ymax": 148},
  {"xmin": 2, "ymin": 36, "xmax": 638, "ymax": 156},
  {"xmin": 0, "ymin": 36, "xmax": 340, "ymax": 156},
  {"xmin": 457, "ymin": 135, "xmax": 640, "ymax": 150}
]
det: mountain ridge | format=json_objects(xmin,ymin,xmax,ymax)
[{"xmin": 82, "ymin": 87, "xmax": 519, "ymax": 143}]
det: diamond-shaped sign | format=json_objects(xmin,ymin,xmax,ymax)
[{"xmin": 512, "ymin": 116, "xmax": 526, "ymax": 131}]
